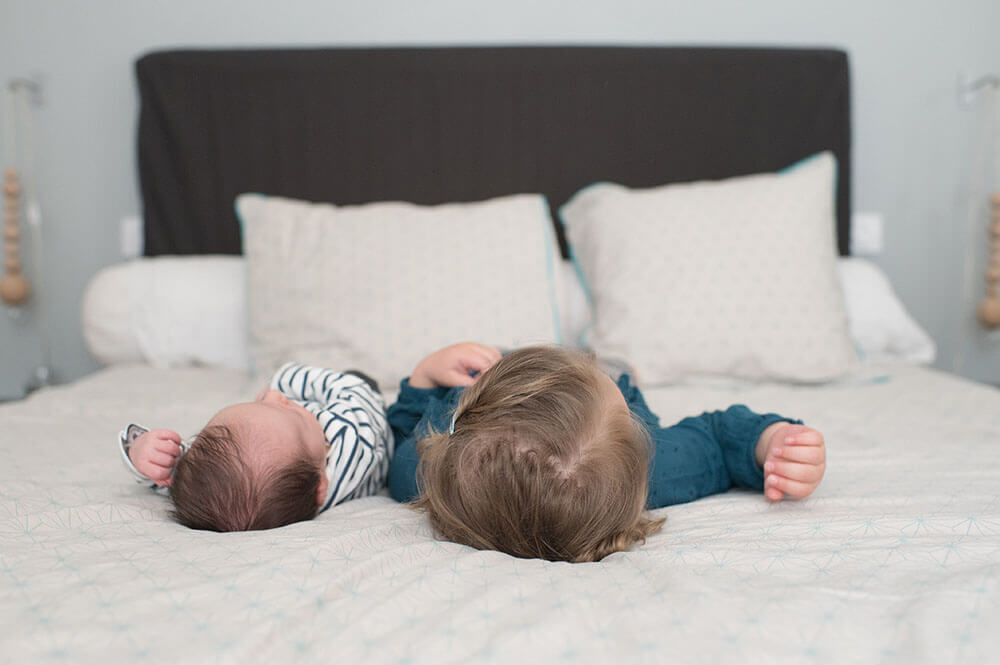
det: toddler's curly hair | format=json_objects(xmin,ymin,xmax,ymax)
[{"xmin": 414, "ymin": 346, "xmax": 664, "ymax": 562}]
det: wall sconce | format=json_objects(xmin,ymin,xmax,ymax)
[{"xmin": 958, "ymin": 73, "xmax": 1000, "ymax": 109}]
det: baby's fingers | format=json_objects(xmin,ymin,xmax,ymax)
[
  {"xmin": 148, "ymin": 471, "xmax": 173, "ymax": 488},
  {"xmin": 464, "ymin": 346, "xmax": 501, "ymax": 372},
  {"xmin": 147, "ymin": 429, "xmax": 182, "ymax": 444},
  {"xmin": 782, "ymin": 429, "xmax": 824, "ymax": 446},
  {"xmin": 138, "ymin": 461, "xmax": 173, "ymax": 487},
  {"xmin": 770, "ymin": 444, "xmax": 825, "ymax": 466},
  {"xmin": 764, "ymin": 483, "xmax": 785, "ymax": 501},
  {"xmin": 476, "ymin": 344, "xmax": 503, "ymax": 366},
  {"xmin": 153, "ymin": 440, "xmax": 182, "ymax": 459},
  {"xmin": 448, "ymin": 370, "xmax": 480, "ymax": 386},
  {"xmin": 766, "ymin": 473, "xmax": 817, "ymax": 499},
  {"xmin": 456, "ymin": 347, "xmax": 502, "ymax": 383},
  {"xmin": 765, "ymin": 459, "xmax": 824, "ymax": 484},
  {"xmin": 146, "ymin": 450, "xmax": 178, "ymax": 468}
]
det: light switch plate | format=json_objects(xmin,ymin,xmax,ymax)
[
  {"xmin": 120, "ymin": 215, "xmax": 143, "ymax": 258},
  {"xmin": 851, "ymin": 212, "xmax": 884, "ymax": 255}
]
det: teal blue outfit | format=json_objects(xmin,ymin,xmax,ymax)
[{"xmin": 387, "ymin": 373, "xmax": 799, "ymax": 509}]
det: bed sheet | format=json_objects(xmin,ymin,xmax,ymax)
[{"xmin": 2, "ymin": 364, "xmax": 998, "ymax": 664}]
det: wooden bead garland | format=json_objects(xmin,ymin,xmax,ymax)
[
  {"xmin": 978, "ymin": 192, "xmax": 1000, "ymax": 328},
  {"xmin": 0, "ymin": 169, "xmax": 31, "ymax": 306}
]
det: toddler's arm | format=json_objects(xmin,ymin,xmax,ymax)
[
  {"xmin": 387, "ymin": 343, "xmax": 501, "ymax": 439},
  {"xmin": 387, "ymin": 380, "xmax": 450, "ymax": 448},
  {"xmin": 386, "ymin": 379, "xmax": 455, "ymax": 503},
  {"xmin": 643, "ymin": 405, "xmax": 799, "ymax": 508},
  {"xmin": 618, "ymin": 376, "xmax": 822, "ymax": 507},
  {"xmin": 408, "ymin": 342, "xmax": 502, "ymax": 389},
  {"xmin": 118, "ymin": 425, "xmax": 185, "ymax": 488},
  {"xmin": 386, "ymin": 343, "xmax": 501, "ymax": 502}
]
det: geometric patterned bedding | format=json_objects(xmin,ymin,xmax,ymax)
[{"xmin": 2, "ymin": 363, "xmax": 998, "ymax": 664}]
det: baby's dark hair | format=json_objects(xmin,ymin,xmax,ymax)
[
  {"xmin": 170, "ymin": 424, "xmax": 321, "ymax": 532},
  {"xmin": 414, "ymin": 346, "xmax": 664, "ymax": 562}
]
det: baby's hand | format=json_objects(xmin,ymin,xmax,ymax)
[
  {"xmin": 410, "ymin": 342, "xmax": 502, "ymax": 389},
  {"xmin": 760, "ymin": 423, "xmax": 826, "ymax": 502},
  {"xmin": 129, "ymin": 429, "xmax": 183, "ymax": 487}
]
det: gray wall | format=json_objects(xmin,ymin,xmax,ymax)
[{"xmin": 1, "ymin": 0, "xmax": 998, "ymax": 398}]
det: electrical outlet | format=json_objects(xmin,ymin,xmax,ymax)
[
  {"xmin": 120, "ymin": 215, "xmax": 143, "ymax": 258},
  {"xmin": 851, "ymin": 212, "xmax": 884, "ymax": 255}
]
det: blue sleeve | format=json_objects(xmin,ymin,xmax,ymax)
[
  {"xmin": 387, "ymin": 379, "xmax": 449, "ymax": 445},
  {"xmin": 617, "ymin": 374, "xmax": 800, "ymax": 509},
  {"xmin": 386, "ymin": 379, "xmax": 463, "ymax": 503}
]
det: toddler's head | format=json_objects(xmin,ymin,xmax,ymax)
[
  {"xmin": 415, "ymin": 346, "xmax": 664, "ymax": 562},
  {"xmin": 170, "ymin": 390, "xmax": 329, "ymax": 531}
]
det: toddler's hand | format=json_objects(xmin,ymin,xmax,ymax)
[
  {"xmin": 410, "ymin": 342, "xmax": 502, "ymax": 389},
  {"xmin": 129, "ymin": 429, "xmax": 183, "ymax": 487},
  {"xmin": 760, "ymin": 424, "xmax": 826, "ymax": 502}
]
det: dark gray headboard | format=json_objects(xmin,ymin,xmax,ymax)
[{"xmin": 136, "ymin": 46, "xmax": 851, "ymax": 257}]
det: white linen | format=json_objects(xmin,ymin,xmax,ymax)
[
  {"xmin": 838, "ymin": 256, "xmax": 937, "ymax": 364},
  {"xmin": 561, "ymin": 152, "xmax": 859, "ymax": 384},
  {"xmin": 81, "ymin": 255, "xmax": 935, "ymax": 373},
  {"xmin": 81, "ymin": 255, "xmax": 250, "ymax": 371},
  {"xmin": 237, "ymin": 193, "xmax": 563, "ymax": 388},
  {"xmin": 3, "ymin": 363, "xmax": 998, "ymax": 664}
]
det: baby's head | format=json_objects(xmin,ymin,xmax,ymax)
[
  {"xmin": 170, "ymin": 390, "xmax": 329, "ymax": 531},
  {"xmin": 415, "ymin": 346, "xmax": 664, "ymax": 562}
]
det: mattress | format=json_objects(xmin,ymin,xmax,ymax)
[{"xmin": 3, "ymin": 363, "xmax": 998, "ymax": 664}]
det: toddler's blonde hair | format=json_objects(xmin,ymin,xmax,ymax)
[{"xmin": 414, "ymin": 346, "xmax": 664, "ymax": 562}]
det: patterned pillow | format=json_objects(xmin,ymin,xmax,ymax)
[
  {"xmin": 561, "ymin": 152, "xmax": 859, "ymax": 384},
  {"xmin": 237, "ymin": 193, "xmax": 563, "ymax": 389}
]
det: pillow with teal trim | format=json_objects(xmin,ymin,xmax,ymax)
[
  {"xmin": 561, "ymin": 151, "xmax": 859, "ymax": 384},
  {"xmin": 237, "ymin": 192, "xmax": 564, "ymax": 389}
]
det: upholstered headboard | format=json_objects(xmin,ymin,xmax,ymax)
[{"xmin": 136, "ymin": 46, "xmax": 851, "ymax": 257}]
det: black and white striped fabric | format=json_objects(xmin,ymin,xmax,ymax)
[
  {"xmin": 118, "ymin": 363, "xmax": 393, "ymax": 511},
  {"xmin": 270, "ymin": 362, "xmax": 393, "ymax": 510}
]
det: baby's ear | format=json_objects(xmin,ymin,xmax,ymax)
[{"xmin": 316, "ymin": 473, "xmax": 329, "ymax": 507}]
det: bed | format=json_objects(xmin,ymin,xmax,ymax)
[{"xmin": 3, "ymin": 47, "xmax": 999, "ymax": 664}]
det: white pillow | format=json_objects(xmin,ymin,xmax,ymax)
[
  {"xmin": 561, "ymin": 152, "xmax": 860, "ymax": 384},
  {"xmin": 79, "ymin": 254, "xmax": 936, "ymax": 373},
  {"xmin": 236, "ymin": 192, "xmax": 563, "ymax": 389},
  {"xmin": 838, "ymin": 257, "xmax": 936, "ymax": 364},
  {"xmin": 81, "ymin": 255, "xmax": 249, "ymax": 371}
]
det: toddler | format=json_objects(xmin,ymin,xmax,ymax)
[
  {"xmin": 387, "ymin": 343, "xmax": 826, "ymax": 562},
  {"xmin": 120, "ymin": 362, "xmax": 392, "ymax": 531}
]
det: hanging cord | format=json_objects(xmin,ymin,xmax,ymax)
[
  {"xmin": 5, "ymin": 77, "xmax": 51, "ymax": 388},
  {"xmin": 2, "ymin": 82, "xmax": 29, "ymax": 310},
  {"xmin": 954, "ymin": 82, "xmax": 999, "ymax": 374}
]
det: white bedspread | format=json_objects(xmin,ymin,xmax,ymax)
[{"xmin": 2, "ymin": 364, "xmax": 998, "ymax": 664}]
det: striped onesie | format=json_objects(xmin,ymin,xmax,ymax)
[{"xmin": 119, "ymin": 362, "xmax": 394, "ymax": 511}]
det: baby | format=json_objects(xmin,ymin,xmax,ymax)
[
  {"xmin": 387, "ymin": 343, "xmax": 826, "ymax": 562},
  {"xmin": 119, "ymin": 362, "xmax": 392, "ymax": 531}
]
